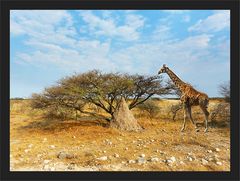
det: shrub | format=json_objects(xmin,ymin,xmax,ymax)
[
  {"xmin": 136, "ymin": 100, "xmax": 160, "ymax": 120},
  {"xmin": 210, "ymin": 103, "xmax": 230, "ymax": 127},
  {"xmin": 219, "ymin": 81, "xmax": 230, "ymax": 102}
]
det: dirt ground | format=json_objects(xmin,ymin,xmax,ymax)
[{"xmin": 10, "ymin": 99, "xmax": 230, "ymax": 171}]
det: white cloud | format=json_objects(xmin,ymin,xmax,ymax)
[
  {"xmin": 10, "ymin": 10, "xmax": 75, "ymax": 37},
  {"xmin": 11, "ymin": 10, "xmax": 230, "ymax": 97},
  {"xmin": 79, "ymin": 10, "xmax": 145, "ymax": 41},
  {"xmin": 17, "ymin": 39, "xmax": 115, "ymax": 72},
  {"xmin": 10, "ymin": 10, "xmax": 78, "ymax": 57},
  {"xmin": 176, "ymin": 34, "xmax": 212, "ymax": 50},
  {"xmin": 108, "ymin": 33, "xmax": 213, "ymax": 75},
  {"xmin": 188, "ymin": 10, "xmax": 230, "ymax": 33},
  {"xmin": 151, "ymin": 25, "xmax": 172, "ymax": 41}
]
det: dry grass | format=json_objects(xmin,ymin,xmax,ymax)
[{"xmin": 10, "ymin": 99, "xmax": 230, "ymax": 171}]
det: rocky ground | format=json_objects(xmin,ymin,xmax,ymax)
[
  {"xmin": 10, "ymin": 122, "xmax": 230, "ymax": 171},
  {"xmin": 10, "ymin": 99, "xmax": 230, "ymax": 171}
]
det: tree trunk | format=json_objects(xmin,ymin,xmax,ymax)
[{"xmin": 110, "ymin": 97, "xmax": 143, "ymax": 131}]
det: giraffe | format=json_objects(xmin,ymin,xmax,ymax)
[{"xmin": 158, "ymin": 64, "xmax": 210, "ymax": 132}]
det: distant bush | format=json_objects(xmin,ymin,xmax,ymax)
[
  {"xmin": 136, "ymin": 100, "xmax": 160, "ymax": 120},
  {"xmin": 169, "ymin": 103, "xmax": 182, "ymax": 121},
  {"xmin": 219, "ymin": 81, "xmax": 230, "ymax": 102},
  {"xmin": 210, "ymin": 103, "xmax": 230, "ymax": 127},
  {"xmin": 11, "ymin": 97, "xmax": 24, "ymax": 100}
]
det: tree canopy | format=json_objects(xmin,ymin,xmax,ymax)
[{"xmin": 31, "ymin": 70, "xmax": 173, "ymax": 121}]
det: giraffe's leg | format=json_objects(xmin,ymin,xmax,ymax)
[
  {"xmin": 181, "ymin": 104, "xmax": 187, "ymax": 132},
  {"xmin": 187, "ymin": 106, "xmax": 199, "ymax": 132},
  {"xmin": 200, "ymin": 105, "xmax": 209, "ymax": 133}
]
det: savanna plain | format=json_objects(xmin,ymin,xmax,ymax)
[{"xmin": 10, "ymin": 98, "xmax": 230, "ymax": 171}]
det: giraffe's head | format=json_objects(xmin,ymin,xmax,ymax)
[{"xmin": 158, "ymin": 64, "xmax": 168, "ymax": 74}]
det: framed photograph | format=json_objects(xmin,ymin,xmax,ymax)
[{"xmin": 1, "ymin": 0, "xmax": 239, "ymax": 180}]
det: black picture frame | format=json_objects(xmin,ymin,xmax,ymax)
[{"xmin": 0, "ymin": 0, "xmax": 239, "ymax": 181}]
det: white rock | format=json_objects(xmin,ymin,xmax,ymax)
[
  {"xmin": 72, "ymin": 136, "xmax": 76, "ymax": 139},
  {"xmin": 114, "ymin": 153, "xmax": 119, "ymax": 158},
  {"xmin": 57, "ymin": 151, "xmax": 74, "ymax": 159},
  {"xmin": 97, "ymin": 156, "xmax": 108, "ymax": 161},
  {"xmin": 43, "ymin": 138, "xmax": 47, "ymax": 142},
  {"xmin": 24, "ymin": 149, "xmax": 30, "ymax": 153},
  {"xmin": 103, "ymin": 151, "xmax": 106, "ymax": 153},
  {"xmin": 137, "ymin": 157, "xmax": 146, "ymax": 164},
  {"xmin": 215, "ymin": 148, "xmax": 221, "ymax": 152},
  {"xmin": 188, "ymin": 157, "xmax": 193, "ymax": 161},
  {"xmin": 50, "ymin": 167, "xmax": 55, "ymax": 171},
  {"xmin": 125, "ymin": 147, "xmax": 129, "ymax": 150},
  {"xmin": 207, "ymin": 150, "xmax": 213, "ymax": 153},
  {"xmin": 201, "ymin": 158, "xmax": 208, "ymax": 165},
  {"xmin": 128, "ymin": 160, "xmax": 136, "ymax": 164},
  {"xmin": 170, "ymin": 156, "xmax": 176, "ymax": 162},
  {"xmin": 180, "ymin": 161, "xmax": 184, "ymax": 165},
  {"xmin": 43, "ymin": 160, "xmax": 51, "ymax": 164},
  {"xmin": 159, "ymin": 151, "xmax": 165, "ymax": 154},
  {"xmin": 140, "ymin": 154, "xmax": 145, "ymax": 158},
  {"xmin": 150, "ymin": 157, "xmax": 159, "ymax": 162},
  {"xmin": 216, "ymin": 161, "xmax": 222, "ymax": 165},
  {"xmin": 49, "ymin": 145, "xmax": 55, "ymax": 149},
  {"xmin": 209, "ymin": 157, "xmax": 214, "ymax": 161},
  {"xmin": 28, "ymin": 144, "xmax": 33, "ymax": 148}
]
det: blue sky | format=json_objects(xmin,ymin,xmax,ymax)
[{"xmin": 10, "ymin": 10, "xmax": 230, "ymax": 98}]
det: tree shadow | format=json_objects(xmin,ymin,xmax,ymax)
[{"xmin": 19, "ymin": 116, "xmax": 110, "ymax": 132}]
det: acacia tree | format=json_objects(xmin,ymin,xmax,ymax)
[{"xmin": 31, "ymin": 70, "xmax": 172, "ymax": 121}]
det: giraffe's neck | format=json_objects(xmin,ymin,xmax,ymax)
[{"xmin": 165, "ymin": 68, "xmax": 186, "ymax": 91}]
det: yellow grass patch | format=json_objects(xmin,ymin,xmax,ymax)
[{"xmin": 10, "ymin": 99, "xmax": 230, "ymax": 171}]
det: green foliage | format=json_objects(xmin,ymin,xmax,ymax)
[
  {"xmin": 136, "ymin": 99, "xmax": 160, "ymax": 119},
  {"xmin": 31, "ymin": 70, "xmax": 172, "ymax": 121}
]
